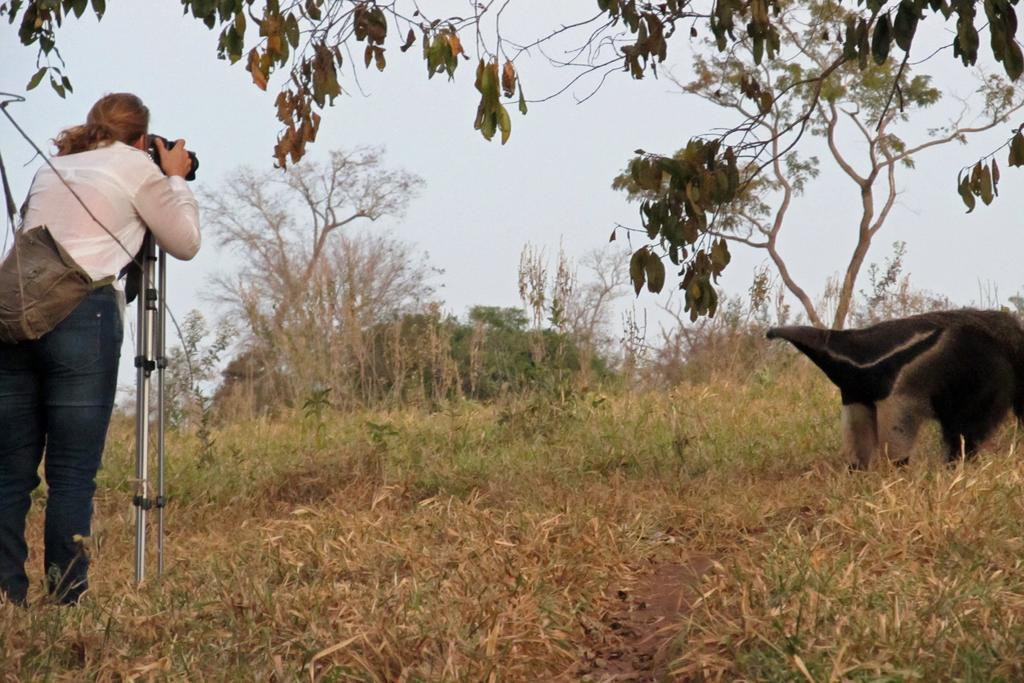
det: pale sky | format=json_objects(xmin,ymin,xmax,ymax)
[{"xmin": 2, "ymin": 3, "xmax": 1023, "ymax": 393}]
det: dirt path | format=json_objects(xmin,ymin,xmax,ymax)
[{"xmin": 573, "ymin": 554, "xmax": 717, "ymax": 682}]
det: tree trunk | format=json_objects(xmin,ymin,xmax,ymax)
[{"xmin": 832, "ymin": 230, "xmax": 873, "ymax": 329}]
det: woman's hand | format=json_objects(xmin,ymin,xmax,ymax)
[{"xmin": 154, "ymin": 137, "xmax": 192, "ymax": 178}]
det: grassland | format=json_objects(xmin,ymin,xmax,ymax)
[{"xmin": 3, "ymin": 359, "xmax": 1024, "ymax": 681}]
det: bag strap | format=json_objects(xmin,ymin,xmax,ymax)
[
  {"xmin": 0, "ymin": 148, "xmax": 27, "ymax": 305},
  {"xmin": 0, "ymin": 149, "xmax": 17, "ymax": 226},
  {"xmin": 91, "ymin": 275, "xmax": 116, "ymax": 289},
  {"xmin": 4, "ymin": 156, "xmax": 119, "ymax": 290}
]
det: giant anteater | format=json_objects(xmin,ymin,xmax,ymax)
[{"xmin": 767, "ymin": 310, "xmax": 1024, "ymax": 467}]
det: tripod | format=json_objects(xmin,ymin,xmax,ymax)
[{"xmin": 133, "ymin": 233, "xmax": 168, "ymax": 583}]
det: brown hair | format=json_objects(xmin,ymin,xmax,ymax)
[{"xmin": 53, "ymin": 93, "xmax": 150, "ymax": 156}]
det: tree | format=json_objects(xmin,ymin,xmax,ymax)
[
  {"xmin": 451, "ymin": 305, "xmax": 599, "ymax": 398},
  {"xmin": 7, "ymin": 0, "xmax": 1024, "ymax": 312},
  {"xmin": 163, "ymin": 310, "xmax": 235, "ymax": 428},
  {"xmin": 355, "ymin": 303, "xmax": 615, "ymax": 404},
  {"xmin": 616, "ymin": 0, "xmax": 1024, "ymax": 328},
  {"xmin": 848, "ymin": 241, "xmax": 953, "ymax": 326},
  {"xmin": 203, "ymin": 146, "xmax": 431, "ymax": 406},
  {"xmin": 517, "ymin": 244, "xmax": 628, "ymax": 385}
]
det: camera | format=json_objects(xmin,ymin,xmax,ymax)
[
  {"xmin": 147, "ymin": 134, "xmax": 199, "ymax": 181},
  {"xmin": 124, "ymin": 134, "xmax": 200, "ymax": 302}
]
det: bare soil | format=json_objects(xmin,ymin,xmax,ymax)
[{"xmin": 573, "ymin": 554, "xmax": 717, "ymax": 682}]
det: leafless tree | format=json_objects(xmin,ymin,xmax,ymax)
[
  {"xmin": 564, "ymin": 249, "xmax": 630, "ymax": 361},
  {"xmin": 517, "ymin": 243, "xmax": 628, "ymax": 384},
  {"xmin": 202, "ymin": 147, "xmax": 432, "ymax": 406}
]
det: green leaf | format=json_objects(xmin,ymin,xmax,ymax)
[
  {"xmin": 479, "ymin": 60, "xmax": 498, "ymax": 98},
  {"xmin": 216, "ymin": 0, "xmax": 240, "ymax": 22},
  {"xmin": 979, "ymin": 163, "xmax": 994, "ymax": 205},
  {"xmin": 473, "ymin": 60, "xmax": 507, "ymax": 143},
  {"xmin": 191, "ymin": 0, "xmax": 215, "ymax": 18},
  {"xmin": 1004, "ymin": 39, "xmax": 1024, "ymax": 81},
  {"xmin": 305, "ymin": 0, "xmax": 321, "ymax": 21},
  {"xmin": 989, "ymin": 18, "xmax": 1008, "ymax": 66},
  {"xmin": 497, "ymin": 104, "xmax": 511, "ymax": 144},
  {"xmin": 91, "ymin": 0, "xmax": 105, "ymax": 18},
  {"xmin": 766, "ymin": 26, "xmax": 780, "ymax": 60},
  {"xmin": 477, "ymin": 108, "xmax": 497, "ymax": 140},
  {"xmin": 958, "ymin": 172, "xmax": 976, "ymax": 212},
  {"xmin": 26, "ymin": 66, "xmax": 47, "ymax": 91},
  {"xmin": 645, "ymin": 255, "xmax": 666, "ymax": 293},
  {"xmin": 954, "ymin": 11, "xmax": 980, "ymax": 66},
  {"xmin": 893, "ymin": 0, "xmax": 918, "ymax": 52},
  {"xmin": 686, "ymin": 278, "xmax": 703, "ymax": 320},
  {"xmin": 872, "ymin": 15, "xmax": 892, "ymax": 65},
  {"xmin": 285, "ymin": 13, "xmax": 300, "ymax": 49},
  {"xmin": 518, "ymin": 84, "xmax": 528, "ymax": 115},
  {"xmin": 50, "ymin": 75, "xmax": 66, "ymax": 98},
  {"xmin": 629, "ymin": 248, "xmax": 648, "ymax": 296},
  {"xmin": 400, "ymin": 28, "xmax": 415, "ymax": 53},
  {"xmin": 220, "ymin": 25, "xmax": 244, "ymax": 62},
  {"xmin": 857, "ymin": 19, "xmax": 870, "ymax": 69},
  {"xmin": 684, "ymin": 181, "xmax": 700, "ymax": 205},
  {"xmin": 1010, "ymin": 132, "xmax": 1024, "ymax": 167},
  {"xmin": 426, "ymin": 37, "xmax": 446, "ymax": 78},
  {"xmin": 642, "ymin": 202, "xmax": 661, "ymax": 239},
  {"xmin": 843, "ymin": 17, "xmax": 858, "ymax": 60},
  {"xmin": 969, "ymin": 160, "xmax": 984, "ymax": 195},
  {"xmin": 710, "ymin": 238, "xmax": 731, "ymax": 274}
]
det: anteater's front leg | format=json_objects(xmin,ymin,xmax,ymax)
[
  {"xmin": 875, "ymin": 394, "xmax": 928, "ymax": 466},
  {"xmin": 842, "ymin": 403, "xmax": 878, "ymax": 470}
]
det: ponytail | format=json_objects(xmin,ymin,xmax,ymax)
[
  {"xmin": 54, "ymin": 122, "xmax": 115, "ymax": 156},
  {"xmin": 52, "ymin": 93, "xmax": 149, "ymax": 156}
]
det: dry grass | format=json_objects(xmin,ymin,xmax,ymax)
[
  {"xmin": 666, "ymin": 444, "xmax": 1024, "ymax": 681},
  {"xmin": 3, "ymin": 361, "xmax": 1024, "ymax": 680}
]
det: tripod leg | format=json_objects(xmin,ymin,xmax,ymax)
[
  {"xmin": 156, "ymin": 250, "xmax": 167, "ymax": 576},
  {"xmin": 133, "ymin": 235, "xmax": 157, "ymax": 584}
]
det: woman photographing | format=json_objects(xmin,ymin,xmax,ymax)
[{"xmin": 0, "ymin": 92, "xmax": 200, "ymax": 604}]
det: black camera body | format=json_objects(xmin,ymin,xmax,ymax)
[
  {"xmin": 147, "ymin": 134, "xmax": 199, "ymax": 181},
  {"xmin": 124, "ymin": 135, "xmax": 200, "ymax": 302}
]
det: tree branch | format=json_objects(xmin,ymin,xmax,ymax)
[{"xmin": 827, "ymin": 100, "xmax": 867, "ymax": 186}]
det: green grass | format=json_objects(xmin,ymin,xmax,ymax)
[{"xmin": 4, "ymin": 363, "xmax": 1024, "ymax": 680}]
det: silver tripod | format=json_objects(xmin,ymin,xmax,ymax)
[{"xmin": 133, "ymin": 233, "xmax": 168, "ymax": 583}]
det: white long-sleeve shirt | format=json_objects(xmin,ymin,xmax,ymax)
[{"xmin": 21, "ymin": 141, "xmax": 201, "ymax": 282}]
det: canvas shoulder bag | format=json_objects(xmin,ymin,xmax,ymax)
[{"xmin": 0, "ymin": 225, "xmax": 114, "ymax": 344}]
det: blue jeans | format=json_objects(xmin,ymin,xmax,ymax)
[{"xmin": 0, "ymin": 286, "xmax": 122, "ymax": 604}]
